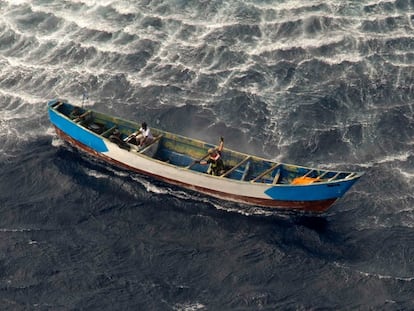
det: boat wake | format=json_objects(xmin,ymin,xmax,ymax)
[{"xmin": 60, "ymin": 145, "xmax": 331, "ymax": 217}]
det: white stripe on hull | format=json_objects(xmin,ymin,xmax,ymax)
[{"xmin": 104, "ymin": 141, "xmax": 272, "ymax": 200}]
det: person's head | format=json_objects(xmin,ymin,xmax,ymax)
[
  {"xmin": 141, "ymin": 122, "xmax": 147, "ymax": 130},
  {"xmin": 208, "ymin": 148, "xmax": 216, "ymax": 155}
]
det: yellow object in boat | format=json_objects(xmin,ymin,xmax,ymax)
[{"xmin": 291, "ymin": 176, "xmax": 320, "ymax": 185}]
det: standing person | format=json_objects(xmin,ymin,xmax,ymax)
[
  {"xmin": 125, "ymin": 122, "xmax": 154, "ymax": 148},
  {"xmin": 197, "ymin": 137, "xmax": 225, "ymax": 176}
]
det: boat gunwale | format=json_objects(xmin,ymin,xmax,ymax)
[{"xmin": 48, "ymin": 99, "xmax": 364, "ymax": 187}]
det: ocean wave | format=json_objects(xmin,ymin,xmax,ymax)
[
  {"xmin": 0, "ymin": 0, "xmax": 413, "ymax": 187},
  {"xmin": 2, "ymin": 2, "xmax": 414, "ymax": 309}
]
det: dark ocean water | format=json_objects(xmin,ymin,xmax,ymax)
[{"xmin": 1, "ymin": 0, "xmax": 414, "ymax": 309}]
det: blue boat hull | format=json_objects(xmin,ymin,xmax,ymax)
[{"xmin": 48, "ymin": 99, "xmax": 363, "ymax": 213}]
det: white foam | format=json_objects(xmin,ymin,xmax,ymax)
[
  {"xmin": 84, "ymin": 168, "xmax": 109, "ymax": 179},
  {"xmin": 0, "ymin": 228, "xmax": 40, "ymax": 232},
  {"xmin": 31, "ymin": 1, "xmax": 121, "ymax": 33},
  {"xmin": 51, "ymin": 135, "xmax": 65, "ymax": 148},
  {"xmin": 366, "ymin": 151, "xmax": 412, "ymax": 166},
  {"xmin": 333, "ymin": 261, "xmax": 414, "ymax": 282},
  {"xmin": 213, "ymin": 202, "xmax": 279, "ymax": 217},
  {"xmin": 173, "ymin": 302, "xmax": 206, "ymax": 311},
  {"xmin": 142, "ymin": 181, "xmax": 169, "ymax": 195}
]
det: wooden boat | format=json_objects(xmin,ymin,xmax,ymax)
[{"xmin": 47, "ymin": 99, "xmax": 364, "ymax": 213}]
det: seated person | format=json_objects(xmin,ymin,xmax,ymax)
[
  {"xmin": 69, "ymin": 107, "xmax": 82, "ymax": 119},
  {"xmin": 125, "ymin": 122, "xmax": 154, "ymax": 148},
  {"xmin": 109, "ymin": 129, "xmax": 130, "ymax": 150}
]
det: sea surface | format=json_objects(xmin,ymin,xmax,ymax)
[{"xmin": 1, "ymin": 0, "xmax": 414, "ymax": 309}]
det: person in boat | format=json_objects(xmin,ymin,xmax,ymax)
[
  {"xmin": 197, "ymin": 137, "xmax": 225, "ymax": 176},
  {"xmin": 125, "ymin": 122, "xmax": 154, "ymax": 148},
  {"xmin": 109, "ymin": 129, "xmax": 130, "ymax": 151},
  {"xmin": 69, "ymin": 107, "xmax": 83, "ymax": 120}
]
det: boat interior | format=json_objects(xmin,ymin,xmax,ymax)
[{"xmin": 52, "ymin": 101, "xmax": 357, "ymax": 185}]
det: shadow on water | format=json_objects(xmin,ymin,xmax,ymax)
[{"xmin": 293, "ymin": 214, "xmax": 329, "ymax": 232}]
